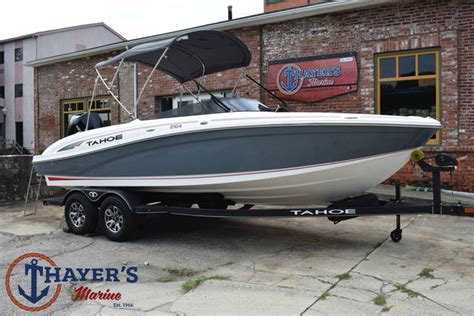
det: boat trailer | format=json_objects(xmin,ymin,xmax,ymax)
[{"xmin": 44, "ymin": 153, "xmax": 473, "ymax": 242}]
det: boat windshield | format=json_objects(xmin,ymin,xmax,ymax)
[{"xmin": 143, "ymin": 97, "xmax": 273, "ymax": 120}]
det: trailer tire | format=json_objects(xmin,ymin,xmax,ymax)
[
  {"xmin": 64, "ymin": 192, "xmax": 98, "ymax": 235},
  {"xmin": 390, "ymin": 228, "xmax": 402, "ymax": 242},
  {"xmin": 100, "ymin": 196, "xmax": 136, "ymax": 242}
]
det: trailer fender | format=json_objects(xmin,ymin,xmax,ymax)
[{"xmin": 62, "ymin": 188, "xmax": 143, "ymax": 212}]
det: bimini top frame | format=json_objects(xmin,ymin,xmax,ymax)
[
  {"xmin": 96, "ymin": 30, "xmax": 251, "ymax": 82},
  {"xmin": 86, "ymin": 31, "xmax": 251, "ymax": 128}
]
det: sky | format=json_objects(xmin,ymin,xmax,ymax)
[{"xmin": 0, "ymin": 0, "xmax": 263, "ymax": 41}]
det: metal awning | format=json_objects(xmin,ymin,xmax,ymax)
[{"xmin": 95, "ymin": 30, "xmax": 251, "ymax": 83}]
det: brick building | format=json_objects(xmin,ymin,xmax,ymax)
[{"xmin": 28, "ymin": 0, "xmax": 474, "ymax": 191}]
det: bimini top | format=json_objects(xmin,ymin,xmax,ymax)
[{"xmin": 95, "ymin": 30, "xmax": 251, "ymax": 83}]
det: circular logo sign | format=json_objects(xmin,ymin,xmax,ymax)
[
  {"xmin": 5, "ymin": 252, "xmax": 62, "ymax": 312},
  {"xmin": 276, "ymin": 63, "xmax": 304, "ymax": 95},
  {"xmin": 88, "ymin": 191, "xmax": 98, "ymax": 198}
]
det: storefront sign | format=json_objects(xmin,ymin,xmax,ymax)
[{"xmin": 267, "ymin": 52, "xmax": 358, "ymax": 102}]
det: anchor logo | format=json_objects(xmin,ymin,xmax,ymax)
[
  {"xmin": 18, "ymin": 259, "xmax": 50, "ymax": 304},
  {"xmin": 5, "ymin": 252, "xmax": 62, "ymax": 312},
  {"xmin": 276, "ymin": 63, "xmax": 304, "ymax": 95}
]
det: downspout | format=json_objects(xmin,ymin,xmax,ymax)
[
  {"xmin": 259, "ymin": 24, "xmax": 264, "ymax": 102},
  {"xmin": 34, "ymin": 68, "xmax": 39, "ymax": 153},
  {"xmin": 33, "ymin": 35, "xmax": 39, "ymax": 154},
  {"xmin": 133, "ymin": 62, "xmax": 137, "ymax": 119},
  {"xmin": 117, "ymin": 65, "xmax": 121, "ymax": 124}
]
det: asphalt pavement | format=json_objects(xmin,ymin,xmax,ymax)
[{"xmin": 0, "ymin": 200, "xmax": 473, "ymax": 315}]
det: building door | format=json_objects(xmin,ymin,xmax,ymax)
[{"xmin": 15, "ymin": 121, "xmax": 23, "ymax": 146}]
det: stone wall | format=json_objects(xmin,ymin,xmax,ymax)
[{"xmin": 0, "ymin": 155, "xmax": 32, "ymax": 204}]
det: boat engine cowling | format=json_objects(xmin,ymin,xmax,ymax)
[{"xmin": 67, "ymin": 112, "xmax": 103, "ymax": 136}]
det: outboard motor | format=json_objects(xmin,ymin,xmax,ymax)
[{"xmin": 67, "ymin": 112, "xmax": 103, "ymax": 136}]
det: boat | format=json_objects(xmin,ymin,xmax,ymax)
[{"xmin": 33, "ymin": 30, "xmax": 440, "ymax": 206}]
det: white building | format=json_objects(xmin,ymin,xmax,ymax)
[{"xmin": 0, "ymin": 23, "xmax": 125, "ymax": 152}]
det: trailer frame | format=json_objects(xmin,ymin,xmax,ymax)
[{"xmin": 43, "ymin": 153, "xmax": 473, "ymax": 242}]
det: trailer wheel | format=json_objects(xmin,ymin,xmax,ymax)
[
  {"xmin": 100, "ymin": 196, "xmax": 136, "ymax": 242},
  {"xmin": 64, "ymin": 192, "xmax": 98, "ymax": 235},
  {"xmin": 390, "ymin": 228, "xmax": 402, "ymax": 242}
]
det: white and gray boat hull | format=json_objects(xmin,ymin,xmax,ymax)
[{"xmin": 33, "ymin": 112, "xmax": 439, "ymax": 205}]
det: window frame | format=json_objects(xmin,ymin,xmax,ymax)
[
  {"xmin": 374, "ymin": 48, "xmax": 441, "ymax": 145},
  {"xmin": 156, "ymin": 91, "xmax": 232, "ymax": 112},
  {"xmin": 14, "ymin": 84, "xmax": 23, "ymax": 98},
  {"xmin": 0, "ymin": 51, "xmax": 4, "ymax": 64},
  {"xmin": 14, "ymin": 48, "xmax": 23, "ymax": 62},
  {"xmin": 171, "ymin": 91, "xmax": 231, "ymax": 109},
  {"xmin": 60, "ymin": 96, "xmax": 112, "ymax": 138},
  {"xmin": 155, "ymin": 96, "xmax": 173, "ymax": 114}
]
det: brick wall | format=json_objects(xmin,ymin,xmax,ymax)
[
  {"xmin": 264, "ymin": 0, "xmax": 326, "ymax": 13},
  {"xmin": 35, "ymin": 0, "xmax": 474, "ymax": 192},
  {"xmin": 265, "ymin": 0, "xmax": 309, "ymax": 13},
  {"xmin": 458, "ymin": 2, "xmax": 474, "ymax": 148},
  {"xmin": 35, "ymin": 52, "xmax": 134, "ymax": 151},
  {"xmin": 260, "ymin": 0, "xmax": 474, "ymax": 191}
]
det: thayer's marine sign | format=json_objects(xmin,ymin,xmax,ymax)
[{"xmin": 267, "ymin": 52, "xmax": 358, "ymax": 102}]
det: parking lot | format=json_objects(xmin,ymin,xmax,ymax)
[{"xmin": 0, "ymin": 202, "xmax": 473, "ymax": 315}]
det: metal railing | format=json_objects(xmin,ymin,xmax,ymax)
[{"xmin": 1, "ymin": 138, "xmax": 28, "ymax": 155}]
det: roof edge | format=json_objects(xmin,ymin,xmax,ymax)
[
  {"xmin": 26, "ymin": 0, "xmax": 398, "ymax": 68},
  {"xmin": 101, "ymin": 23, "xmax": 127, "ymax": 41},
  {"xmin": 0, "ymin": 22, "xmax": 126, "ymax": 44}
]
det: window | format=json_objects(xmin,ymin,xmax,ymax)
[
  {"xmin": 0, "ymin": 51, "xmax": 4, "ymax": 64},
  {"xmin": 60, "ymin": 97, "xmax": 112, "ymax": 137},
  {"xmin": 0, "ymin": 86, "xmax": 4, "ymax": 99},
  {"xmin": 156, "ymin": 91, "xmax": 232, "ymax": 112},
  {"xmin": 155, "ymin": 96, "xmax": 173, "ymax": 114},
  {"xmin": 15, "ymin": 84, "xmax": 23, "ymax": 98},
  {"xmin": 376, "ymin": 49, "xmax": 440, "ymax": 145},
  {"xmin": 15, "ymin": 122, "xmax": 23, "ymax": 146},
  {"xmin": 15, "ymin": 48, "xmax": 23, "ymax": 62}
]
